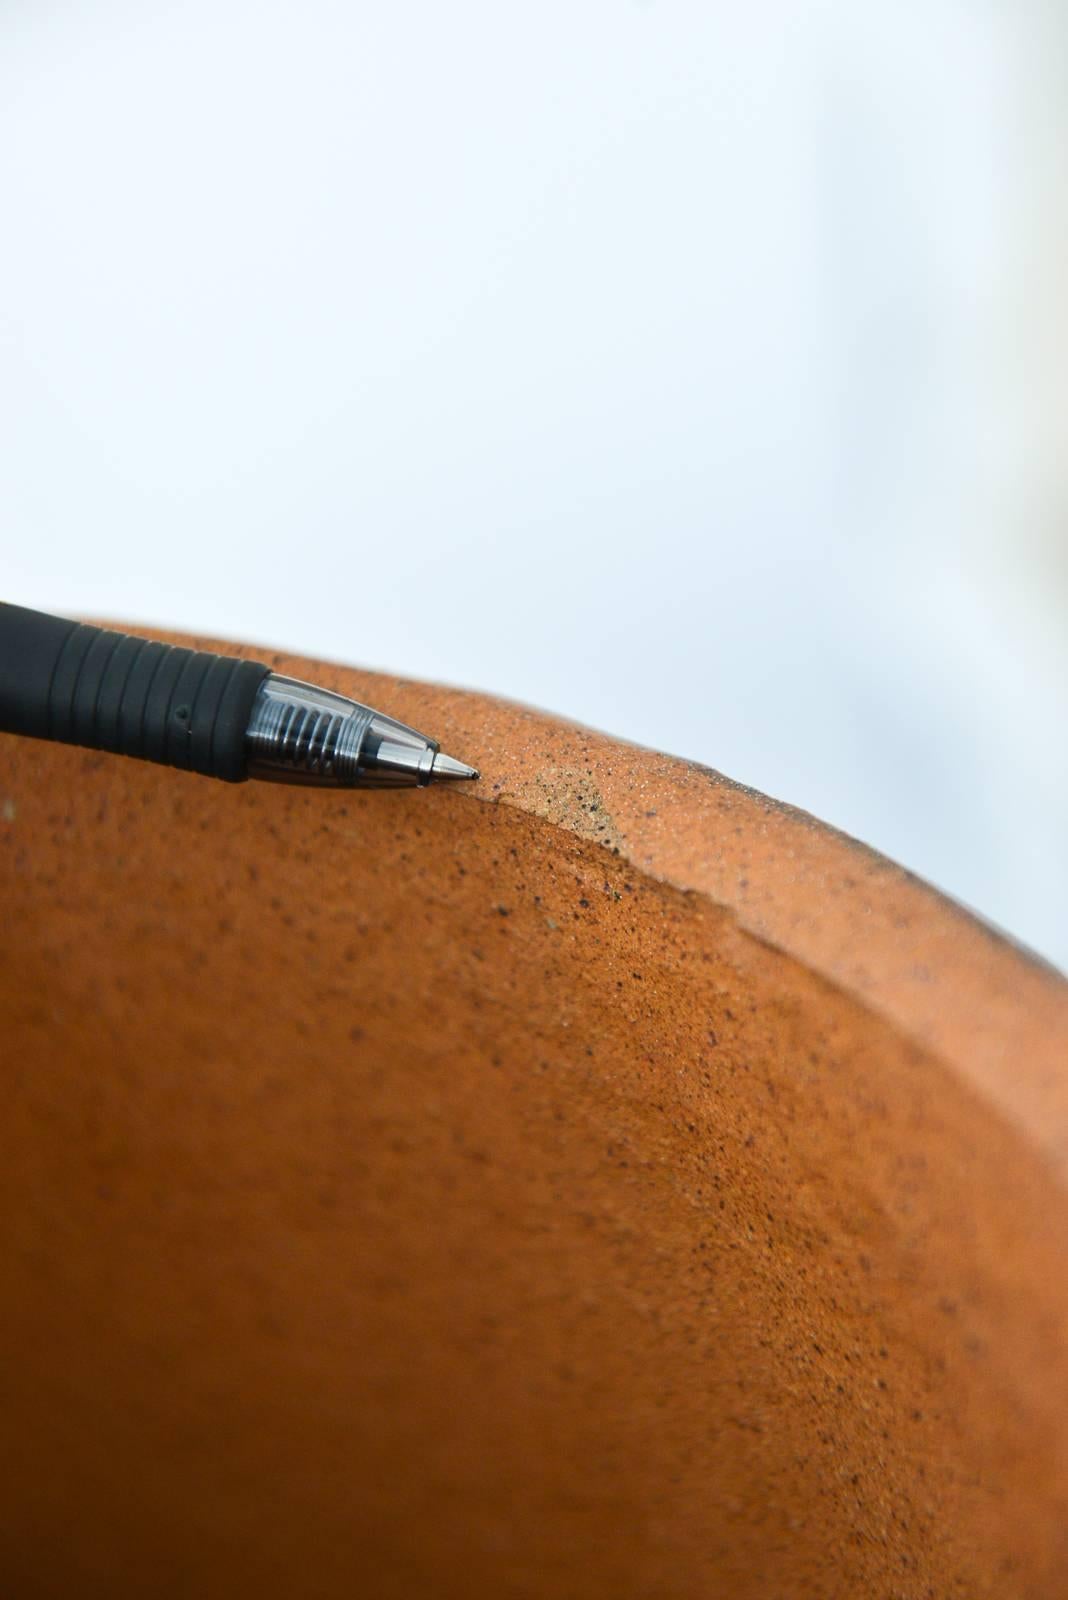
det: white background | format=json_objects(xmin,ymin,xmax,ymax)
[{"xmin": 2, "ymin": 1, "xmax": 1066, "ymax": 969}]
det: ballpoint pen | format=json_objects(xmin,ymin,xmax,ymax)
[{"xmin": 0, "ymin": 603, "xmax": 479, "ymax": 788}]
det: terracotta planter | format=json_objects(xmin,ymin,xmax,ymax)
[{"xmin": 2, "ymin": 634, "xmax": 1067, "ymax": 1598}]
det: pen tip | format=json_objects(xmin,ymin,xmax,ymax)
[{"xmin": 431, "ymin": 751, "xmax": 480, "ymax": 783}]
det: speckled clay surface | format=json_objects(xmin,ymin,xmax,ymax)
[{"xmin": 1, "ymin": 634, "xmax": 1067, "ymax": 1598}]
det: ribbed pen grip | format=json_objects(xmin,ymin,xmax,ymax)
[{"xmin": 0, "ymin": 604, "xmax": 270, "ymax": 783}]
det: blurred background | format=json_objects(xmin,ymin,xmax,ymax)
[{"xmin": 1, "ymin": 0, "xmax": 1066, "ymax": 969}]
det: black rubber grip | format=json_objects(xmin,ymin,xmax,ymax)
[{"xmin": 0, "ymin": 604, "xmax": 270, "ymax": 783}]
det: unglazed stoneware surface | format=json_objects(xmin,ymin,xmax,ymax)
[{"xmin": 1, "ymin": 633, "xmax": 1067, "ymax": 1598}]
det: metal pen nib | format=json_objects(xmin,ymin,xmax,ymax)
[
  {"xmin": 244, "ymin": 673, "xmax": 480, "ymax": 788},
  {"xmin": 431, "ymin": 751, "xmax": 480, "ymax": 782}
]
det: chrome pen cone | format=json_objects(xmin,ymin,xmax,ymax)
[{"xmin": 431, "ymin": 751, "xmax": 480, "ymax": 782}]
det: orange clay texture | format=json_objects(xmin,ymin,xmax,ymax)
[{"xmin": 1, "ymin": 631, "xmax": 1067, "ymax": 1599}]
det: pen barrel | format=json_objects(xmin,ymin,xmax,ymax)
[{"xmin": 0, "ymin": 604, "xmax": 269, "ymax": 782}]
